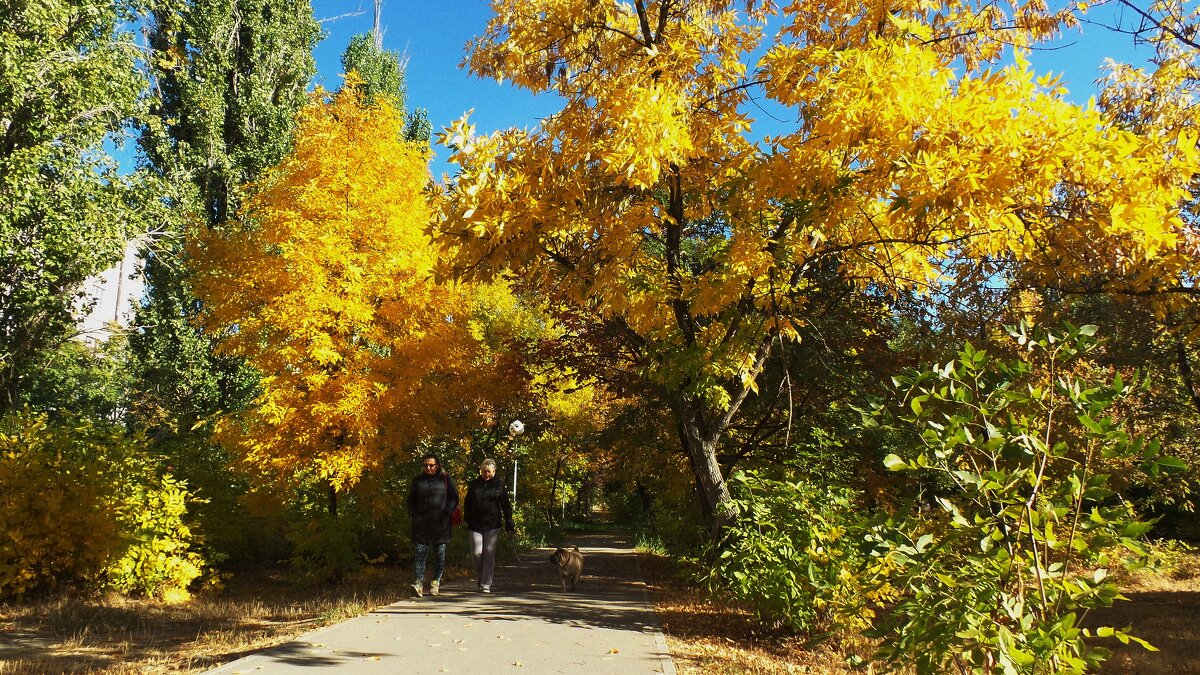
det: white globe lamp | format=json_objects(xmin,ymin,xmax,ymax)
[{"xmin": 508, "ymin": 419, "xmax": 525, "ymax": 505}]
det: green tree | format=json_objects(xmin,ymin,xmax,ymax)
[
  {"xmin": 141, "ymin": 0, "xmax": 321, "ymax": 225},
  {"xmin": 23, "ymin": 336, "xmax": 131, "ymax": 422},
  {"xmin": 128, "ymin": 0, "xmax": 321, "ymax": 563},
  {"xmin": 340, "ymin": 33, "xmax": 431, "ymax": 142},
  {"xmin": 130, "ymin": 0, "xmax": 321, "ymax": 434},
  {"xmin": 0, "ymin": 0, "xmax": 156, "ymax": 413}
]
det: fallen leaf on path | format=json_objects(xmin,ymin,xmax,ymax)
[{"xmin": 609, "ymin": 649, "xmax": 620, "ymax": 654}]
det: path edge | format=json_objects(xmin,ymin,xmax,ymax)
[{"xmin": 632, "ymin": 550, "xmax": 678, "ymax": 675}]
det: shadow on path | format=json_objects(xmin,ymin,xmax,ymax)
[{"xmin": 204, "ymin": 530, "xmax": 675, "ymax": 674}]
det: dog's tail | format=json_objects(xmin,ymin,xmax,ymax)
[{"xmin": 571, "ymin": 546, "xmax": 579, "ymax": 551}]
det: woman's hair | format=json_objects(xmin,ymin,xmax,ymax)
[{"xmin": 480, "ymin": 458, "xmax": 497, "ymax": 471}]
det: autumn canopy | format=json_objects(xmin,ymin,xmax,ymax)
[
  {"xmin": 189, "ymin": 79, "xmax": 509, "ymax": 493},
  {"xmin": 434, "ymin": 0, "xmax": 1200, "ymax": 523}
]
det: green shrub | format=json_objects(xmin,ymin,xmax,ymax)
[
  {"xmin": 288, "ymin": 511, "xmax": 364, "ymax": 580},
  {"xmin": 706, "ymin": 470, "xmax": 885, "ymax": 635},
  {"xmin": 865, "ymin": 322, "xmax": 1176, "ymax": 673}
]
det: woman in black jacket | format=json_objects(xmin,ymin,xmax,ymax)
[
  {"xmin": 464, "ymin": 458, "xmax": 514, "ymax": 592},
  {"xmin": 407, "ymin": 453, "xmax": 458, "ymax": 597}
]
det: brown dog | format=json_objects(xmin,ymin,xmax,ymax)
[{"xmin": 549, "ymin": 546, "xmax": 584, "ymax": 593}]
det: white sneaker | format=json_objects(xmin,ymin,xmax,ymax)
[
  {"xmin": 430, "ymin": 580, "xmax": 440, "ymax": 596},
  {"xmin": 481, "ymin": 585, "xmax": 491, "ymax": 593},
  {"xmin": 411, "ymin": 582, "xmax": 423, "ymax": 597}
]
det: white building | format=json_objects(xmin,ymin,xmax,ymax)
[{"xmin": 77, "ymin": 240, "xmax": 144, "ymax": 346}]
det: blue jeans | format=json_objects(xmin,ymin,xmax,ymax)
[{"xmin": 413, "ymin": 542, "xmax": 446, "ymax": 583}]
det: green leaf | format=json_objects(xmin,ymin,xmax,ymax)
[
  {"xmin": 915, "ymin": 533, "xmax": 933, "ymax": 553},
  {"xmin": 882, "ymin": 454, "xmax": 907, "ymax": 471},
  {"xmin": 1156, "ymin": 456, "xmax": 1188, "ymax": 473},
  {"xmin": 910, "ymin": 395, "xmax": 926, "ymax": 415}
]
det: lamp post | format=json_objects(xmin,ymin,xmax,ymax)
[{"xmin": 508, "ymin": 419, "xmax": 525, "ymax": 506}]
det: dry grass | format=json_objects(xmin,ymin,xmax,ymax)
[
  {"xmin": 640, "ymin": 554, "xmax": 871, "ymax": 674},
  {"xmin": 0, "ymin": 565, "xmax": 430, "ymax": 674},
  {"xmin": 1089, "ymin": 549, "xmax": 1200, "ymax": 674}
]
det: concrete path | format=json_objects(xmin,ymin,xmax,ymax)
[{"xmin": 205, "ymin": 532, "xmax": 675, "ymax": 675}]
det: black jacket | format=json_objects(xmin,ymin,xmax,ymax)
[
  {"xmin": 464, "ymin": 476, "xmax": 514, "ymax": 533},
  {"xmin": 408, "ymin": 471, "xmax": 459, "ymax": 544}
]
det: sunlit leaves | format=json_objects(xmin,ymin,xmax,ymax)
[
  {"xmin": 190, "ymin": 80, "xmax": 506, "ymax": 491},
  {"xmin": 439, "ymin": 0, "xmax": 1198, "ymax": 399},
  {"xmin": 869, "ymin": 322, "xmax": 1168, "ymax": 671},
  {"xmin": 436, "ymin": 0, "xmax": 1200, "ymax": 525},
  {"xmin": 0, "ymin": 0, "xmax": 157, "ymax": 411}
]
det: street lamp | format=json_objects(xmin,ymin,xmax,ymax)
[{"xmin": 508, "ymin": 419, "xmax": 524, "ymax": 506}]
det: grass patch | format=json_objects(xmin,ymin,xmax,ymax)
[
  {"xmin": 0, "ymin": 563, "xmax": 461, "ymax": 674},
  {"xmin": 1086, "ymin": 543, "xmax": 1200, "ymax": 674}
]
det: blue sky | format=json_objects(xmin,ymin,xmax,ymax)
[
  {"xmin": 310, "ymin": 0, "xmax": 561, "ymax": 179},
  {"xmin": 310, "ymin": 0, "xmax": 1153, "ymax": 178}
]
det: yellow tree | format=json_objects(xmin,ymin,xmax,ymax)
[
  {"xmin": 189, "ymin": 78, "xmax": 513, "ymax": 512},
  {"xmin": 1089, "ymin": 1, "xmax": 1200, "ymax": 331},
  {"xmin": 434, "ymin": 0, "xmax": 1200, "ymax": 531}
]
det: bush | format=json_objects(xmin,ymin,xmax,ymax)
[
  {"xmin": 865, "ymin": 322, "xmax": 1175, "ymax": 673},
  {"xmin": 103, "ymin": 473, "xmax": 206, "ymax": 601},
  {"xmin": 706, "ymin": 470, "xmax": 887, "ymax": 635},
  {"xmin": 0, "ymin": 411, "xmax": 205, "ymax": 601},
  {"xmin": 288, "ymin": 510, "xmax": 364, "ymax": 580}
]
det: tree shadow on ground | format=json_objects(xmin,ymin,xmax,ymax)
[{"xmin": 1089, "ymin": 590, "xmax": 1200, "ymax": 674}]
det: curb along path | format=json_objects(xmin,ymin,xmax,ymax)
[{"xmin": 205, "ymin": 531, "xmax": 676, "ymax": 674}]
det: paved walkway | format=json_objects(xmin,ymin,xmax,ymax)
[{"xmin": 205, "ymin": 532, "xmax": 675, "ymax": 675}]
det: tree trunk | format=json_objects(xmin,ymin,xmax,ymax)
[
  {"xmin": 0, "ymin": 362, "xmax": 15, "ymax": 417},
  {"xmin": 328, "ymin": 483, "xmax": 338, "ymax": 519},
  {"xmin": 670, "ymin": 389, "xmax": 732, "ymax": 538},
  {"xmin": 1177, "ymin": 342, "xmax": 1200, "ymax": 415},
  {"xmin": 547, "ymin": 454, "xmax": 564, "ymax": 527}
]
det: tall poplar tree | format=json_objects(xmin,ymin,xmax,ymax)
[
  {"xmin": 0, "ymin": 0, "xmax": 156, "ymax": 413},
  {"xmin": 340, "ymin": 33, "xmax": 432, "ymax": 143},
  {"xmin": 130, "ymin": 0, "xmax": 321, "ymax": 433}
]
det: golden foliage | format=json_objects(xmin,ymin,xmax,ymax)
[
  {"xmin": 436, "ymin": 0, "xmax": 1200, "ymax": 398},
  {"xmin": 0, "ymin": 412, "xmax": 204, "ymax": 601},
  {"xmin": 1092, "ymin": 0, "xmax": 1200, "ymax": 332},
  {"xmin": 190, "ymin": 77, "xmax": 522, "ymax": 492}
]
